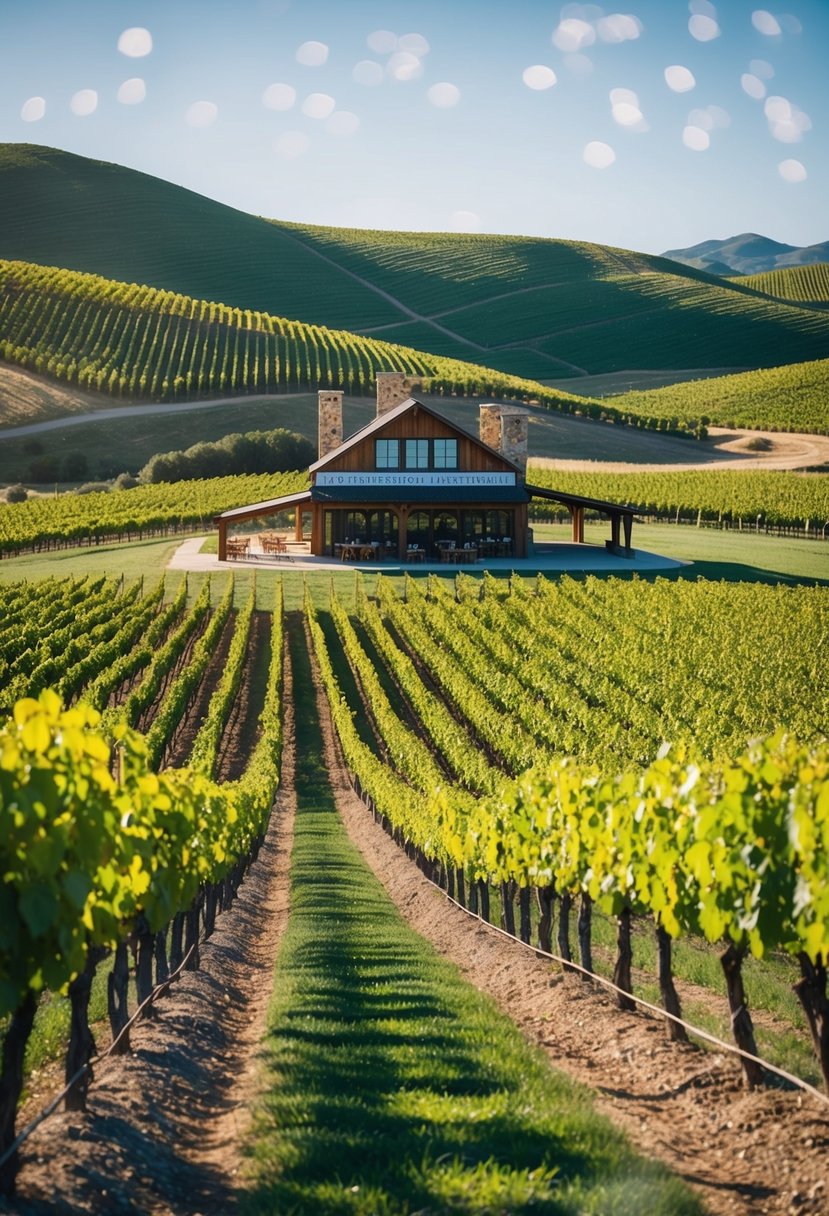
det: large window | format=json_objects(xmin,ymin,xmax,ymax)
[
  {"xmin": 405, "ymin": 439, "xmax": 430, "ymax": 469},
  {"xmin": 375, "ymin": 438, "xmax": 399, "ymax": 469},
  {"xmin": 433, "ymin": 438, "xmax": 458, "ymax": 469}
]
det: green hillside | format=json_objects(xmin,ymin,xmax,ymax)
[
  {"xmin": 2, "ymin": 144, "xmax": 829, "ymax": 381},
  {"xmin": 3, "ymin": 259, "xmax": 646, "ymax": 428},
  {"xmin": 733, "ymin": 264, "xmax": 829, "ymax": 308},
  {"xmin": 612, "ymin": 359, "xmax": 829, "ymax": 436}
]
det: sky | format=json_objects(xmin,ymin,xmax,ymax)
[{"xmin": 1, "ymin": 0, "xmax": 826, "ymax": 255}]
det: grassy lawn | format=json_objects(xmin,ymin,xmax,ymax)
[
  {"xmin": 1, "ymin": 522, "xmax": 826, "ymax": 609},
  {"xmin": 535, "ymin": 521, "xmax": 829, "ymax": 585},
  {"xmin": 241, "ymin": 621, "xmax": 702, "ymax": 1215}
]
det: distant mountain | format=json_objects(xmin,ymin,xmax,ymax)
[{"xmin": 663, "ymin": 232, "xmax": 829, "ymax": 275}]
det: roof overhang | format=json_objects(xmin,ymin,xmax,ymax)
[
  {"xmin": 311, "ymin": 485, "xmax": 529, "ymax": 505},
  {"xmin": 525, "ymin": 484, "xmax": 640, "ymax": 517},
  {"xmin": 214, "ymin": 489, "xmax": 312, "ymax": 525}
]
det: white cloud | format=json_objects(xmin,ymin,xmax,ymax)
[
  {"xmin": 610, "ymin": 87, "xmax": 647, "ymax": 130},
  {"xmin": 367, "ymin": 30, "xmax": 397, "ymax": 54},
  {"xmin": 70, "ymin": 89, "xmax": 98, "ymax": 117},
  {"xmin": 184, "ymin": 101, "xmax": 218, "ymax": 128},
  {"xmin": 688, "ymin": 105, "xmax": 729, "ymax": 131},
  {"xmin": 750, "ymin": 58, "xmax": 775, "ymax": 79},
  {"xmin": 778, "ymin": 158, "xmax": 806, "ymax": 182},
  {"xmin": 117, "ymin": 27, "xmax": 152, "ymax": 57},
  {"xmin": 353, "ymin": 60, "xmax": 384, "ymax": 86},
  {"xmin": 450, "ymin": 210, "xmax": 481, "ymax": 232},
  {"xmin": 302, "ymin": 92, "xmax": 336, "ymax": 119},
  {"xmin": 21, "ymin": 96, "xmax": 45, "ymax": 122},
  {"xmin": 262, "ymin": 83, "xmax": 296, "ymax": 111},
  {"xmin": 764, "ymin": 94, "xmax": 811, "ymax": 141},
  {"xmin": 274, "ymin": 130, "xmax": 310, "ymax": 158},
  {"xmin": 751, "ymin": 10, "xmax": 782, "ymax": 35},
  {"xmin": 613, "ymin": 101, "xmax": 645, "ymax": 126},
  {"xmin": 326, "ymin": 110, "xmax": 360, "ymax": 136},
  {"xmin": 583, "ymin": 140, "xmax": 615, "ymax": 168},
  {"xmin": 779, "ymin": 13, "xmax": 802, "ymax": 34},
  {"xmin": 398, "ymin": 32, "xmax": 430, "ymax": 56},
  {"xmin": 596, "ymin": 13, "xmax": 643, "ymax": 42},
  {"xmin": 741, "ymin": 73, "xmax": 766, "ymax": 100},
  {"xmin": 689, "ymin": 0, "xmax": 717, "ymax": 15},
  {"xmin": 664, "ymin": 64, "xmax": 696, "ymax": 92},
  {"xmin": 522, "ymin": 65, "xmax": 557, "ymax": 90},
  {"xmin": 683, "ymin": 125, "xmax": 710, "ymax": 150},
  {"xmin": 689, "ymin": 14, "xmax": 720, "ymax": 40},
  {"xmin": 427, "ymin": 82, "xmax": 461, "ymax": 108},
  {"xmin": 553, "ymin": 18, "xmax": 596, "ymax": 52},
  {"xmin": 296, "ymin": 41, "xmax": 328, "ymax": 66},
  {"xmin": 387, "ymin": 51, "xmax": 423, "ymax": 81},
  {"xmin": 117, "ymin": 78, "xmax": 146, "ymax": 105}
]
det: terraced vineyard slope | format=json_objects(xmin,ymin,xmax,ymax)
[
  {"xmin": 3, "ymin": 144, "xmax": 829, "ymax": 381},
  {"xmin": 609, "ymin": 358, "xmax": 829, "ymax": 436},
  {"xmin": 734, "ymin": 264, "xmax": 829, "ymax": 308}
]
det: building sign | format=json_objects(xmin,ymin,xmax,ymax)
[{"xmin": 315, "ymin": 471, "xmax": 517, "ymax": 488}]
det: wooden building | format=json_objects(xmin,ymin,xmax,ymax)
[{"xmin": 215, "ymin": 374, "xmax": 636, "ymax": 561}]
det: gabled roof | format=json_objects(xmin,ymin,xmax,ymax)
[{"xmin": 307, "ymin": 396, "xmax": 522, "ymax": 475}]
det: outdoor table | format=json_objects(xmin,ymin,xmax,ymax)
[{"xmin": 404, "ymin": 547, "xmax": 425, "ymax": 563}]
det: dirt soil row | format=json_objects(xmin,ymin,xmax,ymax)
[
  {"xmin": 311, "ymin": 665, "xmax": 829, "ymax": 1216},
  {"xmin": 7, "ymin": 651, "xmax": 297, "ymax": 1216}
]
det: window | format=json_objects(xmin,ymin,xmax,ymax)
[
  {"xmin": 405, "ymin": 439, "xmax": 430, "ymax": 469},
  {"xmin": 375, "ymin": 438, "xmax": 399, "ymax": 469},
  {"xmin": 433, "ymin": 438, "xmax": 458, "ymax": 469}
]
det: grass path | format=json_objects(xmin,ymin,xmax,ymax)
[{"xmin": 240, "ymin": 618, "xmax": 702, "ymax": 1215}]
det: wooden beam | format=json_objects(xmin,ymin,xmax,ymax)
[
  {"xmin": 218, "ymin": 520, "xmax": 227, "ymax": 562},
  {"xmin": 571, "ymin": 506, "xmax": 584, "ymax": 544}
]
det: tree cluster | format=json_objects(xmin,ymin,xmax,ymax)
[{"xmin": 138, "ymin": 428, "xmax": 314, "ymax": 484}]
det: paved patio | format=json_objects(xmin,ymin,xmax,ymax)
[{"xmin": 167, "ymin": 536, "xmax": 686, "ymax": 575}]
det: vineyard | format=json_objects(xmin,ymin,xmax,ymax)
[
  {"xmin": 736, "ymin": 264, "xmax": 829, "ymax": 307},
  {"xmin": 4, "ymin": 258, "xmax": 677, "ymax": 431},
  {"xmin": 308, "ymin": 572, "xmax": 829, "ymax": 1089},
  {"xmin": 3, "ymin": 145, "xmax": 829, "ymax": 387},
  {"xmin": 1, "ymin": 567, "xmax": 828, "ymax": 1212},
  {"xmin": 526, "ymin": 467, "xmax": 829, "ymax": 529},
  {"xmin": 1, "ymin": 461, "xmax": 827, "ymax": 562},
  {"xmin": 609, "ymin": 358, "xmax": 829, "ymax": 437},
  {"xmin": 0, "ymin": 470, "xmax": 307, "ymax": 558}
]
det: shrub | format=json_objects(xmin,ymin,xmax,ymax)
[{"xmin": 4, "ymin": 484, "xmax": 28, "ymax": 503}]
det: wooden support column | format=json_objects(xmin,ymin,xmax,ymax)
[
  {"xmin": 610, "ymin": 513, "xmax": 621, "ymax": 549},
  {"xmin": 294, "ymin": 508, "xmax": 304, "ymax": 541},
  {"xmin": 571, "ymin": 506, "xmax": 585, "ymax": 544},
  {"xmin": 623, "ymin": 513, "xmax": 633, "ymax": 554},
  {"xmin": 217, "ymin": 519, "xmax": 227, "ymax": 562},
  {"xmin": 398, "ymin": 506, "xmax": 409, "ymax": 561}
]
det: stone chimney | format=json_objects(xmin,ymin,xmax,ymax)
[
  {"xmin": 478, "ymin": 403, "xmax": 529, "ymax": 477},
  {"xmin": 499, "ymin": 406, "xmax": 530, "ymax": 477},
  {"xmin": 318, "ymin": 389, "xmax": 343, "ymax": 460},
  {"xmin": 376, "ymin": 372, "xmax": 420, "ymax": 417},
  {"xmin": 478, "ymin": 404, "xmax": 502, "ymax": 453}
]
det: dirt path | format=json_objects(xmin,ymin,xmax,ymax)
[
  {"xmin": 310, "ymin": 667, "xmax": 829, "ymax": 1215},
  {"xmin": 530, "ymin": 425, "xmax": 829, "ymax": 473},
  {"xmin": 162, "ymin": 610, "xmax": 237, "ymax": 768},
  {"xmin": 10, "ymin": 647, "xmax": 297, "ymax": 1215}
]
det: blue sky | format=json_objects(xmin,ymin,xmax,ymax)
[{"xmin": 1, "ymin": 0, "xmax": 826, "ymax": 254}]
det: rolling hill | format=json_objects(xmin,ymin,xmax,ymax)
[
  {"xmin": 2, "ymin": 143, "xmax": 829, "ymax": 382},
  {"xmin": 663, "ymin": 232, "xmax": 829, "ymax": 275}
]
